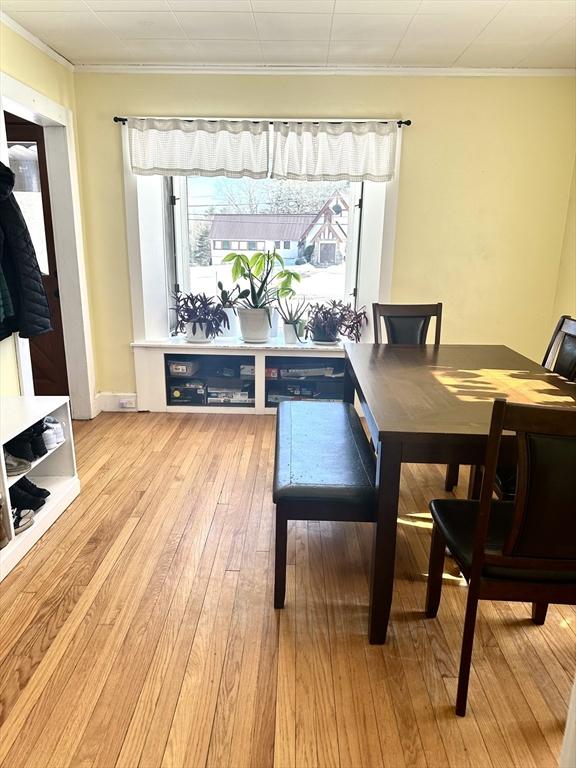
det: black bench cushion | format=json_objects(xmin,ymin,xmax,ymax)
[
  {"xmin": 273, "ymin": 401, "xmax": 376, "ymax": 506},
  {"xmin": 430, "ymin": 498, "xmax": 576, "ymax": 584}
]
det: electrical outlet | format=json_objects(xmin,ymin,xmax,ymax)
[{"xmin": 119, "ymin": 397, "xmax": 137, "ymax": 410}]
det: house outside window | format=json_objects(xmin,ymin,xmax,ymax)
[{"xmin": 170, "ymin": 176, "xmax": 361, "ymax": 307}]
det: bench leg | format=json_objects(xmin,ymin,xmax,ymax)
[{"xmin": 274, "ymin": 508, "xmax": 288, "ymax": 609}]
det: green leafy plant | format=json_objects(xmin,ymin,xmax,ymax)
[
  {"xmin": 217, "ymin": 281, "xmax": 250, "ymax": 310},
  {"xmin": 172, "ymin": 291, "xmax": 229, "ymax": 339},
  {"xmin": 223, "ymin": 250, "xmax": 301, "ymax": 310},
  {"xmin": 277, "ymin": 297, "xmax": 308, "ymax": 341},
  {"xmin": 306, "ymin": 300, "xmax": 367, "ymax": 343}
]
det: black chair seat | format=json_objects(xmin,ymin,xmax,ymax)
[
  {"xmin": 430, "ymin": 498, "xmax": 576, "ymax": 583},
  {"xmin": 273, "ymin": 400, "xmax": 376, "ymax": 508}
]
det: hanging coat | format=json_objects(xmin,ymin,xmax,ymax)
[{"xmin": 0, "ymin": 161, "xmax": 52, "ymax": 341}]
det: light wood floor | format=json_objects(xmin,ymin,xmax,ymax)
[{"xmin": 0, "ymin": 413, "xmax": 574, "ymax": 768}]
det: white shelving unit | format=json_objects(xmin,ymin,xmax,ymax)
[
  {"xmin": 0, "ymin": 396, "xmax": 80, "ymax": 580},
  {"xmin": 133, "ymin": 337, "xmax": 346, "ymax": 414}
]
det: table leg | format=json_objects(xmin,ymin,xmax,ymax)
[
  {"xmin": 369, "ymin": 439, "xmax": 402, "ymax": 644},
  {"xmin": 343, "ymin": 360, "xmax": 355, "ymax": 404},
  {"xmin": 468, "ymin": 465, "xmax": 483, "ymax": 499}
]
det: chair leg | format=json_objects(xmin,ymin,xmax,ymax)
[
  {"xmin": 531, "ymin": 602, "xmax": 548, "ymax": 625},
  {"xmin": 456, "ymin": 587, "xmax": 480, "ymax": 717},
  {"xmin": 467, "ymin": 465, "xmax": 483, "ymax": 500},
  {"xmin": 274, "ymin": 508, "xmax": 288, "ymax": 609},
  {"xmin": 445, "ymin": 463, "xmax": 460, "ymax": 491},
  {"xmin": 425, "ymin": 523, "xmax": 446, "ymax": 618}
]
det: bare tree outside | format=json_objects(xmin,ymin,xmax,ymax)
[{"xmin": 185, "ymin": 176, "xmax": 356, "ymax": 303}]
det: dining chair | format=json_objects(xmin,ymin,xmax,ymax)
[
  {"xmin": 372, "ymin": 302, "xmax": 443, "ymax": 345},
  {"xmin": 425, "ymin": 399, "xmax": 576, "ymax": 716},
  {"xmin": 371, "ymin": 303, "xmax": 459, "ymax": 489},
  {"xmin": 495, "ymin": 315, "xmax": 576, "ymax": 500},
  {"xmin": 542, "ymin": 314, "xmax": 576, "ymax": 381}
]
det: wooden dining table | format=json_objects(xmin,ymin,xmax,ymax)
[{"xmin": 343, "ymin": 343, "xmax": 576, "ymax": 645}]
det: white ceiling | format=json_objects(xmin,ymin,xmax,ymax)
[{"xmin": 2, "ymin": 0, "xmax": 575, "ymax": 70}]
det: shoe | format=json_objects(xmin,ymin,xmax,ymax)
[
  {"xmin": 44, "ymin": 417, "xmax": 65, "ymax": 444},
  {"xmin": 31, "ymin": 434, "xmax": 48, "ymax": 458},
  {"xmin": 5, "ymin": 432, "xmax": 35, "ymax": 462},
  {"xmin": 4, "ymin": 451, "xmax": 31, "ymax": 477},
  {"xmin": 42, "ymin": 429, "xmax": 58, "ymax": 451},
  {"xmin": 12, "ymin": 509, "xmax": 34, "ymax": 534},
  {"xmin": 15, "ymin": 477, "xmax": 50, "ymax": 499},
  {"xmin": 9, "ymin": 485, "xmax": 45, "ymax": 513}
]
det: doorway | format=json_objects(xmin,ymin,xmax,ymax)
[{"xmin": 4, "ymin": 112, "xmax": 69, "ymax": 396}]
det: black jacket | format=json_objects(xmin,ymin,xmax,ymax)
[{"xmin": 0, "ymin": 161, "xmax": 52, "ymax": 341}]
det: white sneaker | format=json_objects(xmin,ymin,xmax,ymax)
[
  {"xmin": 45, "ymin": 417, "xmax": 65, "ymax": 443},
  {"xmin": 43, "ymin": 428, "xmax": 58, "ymax": 451},
  {"xmin": 12, "ymin": 509, "xmax": 35, "ymax": 534}
]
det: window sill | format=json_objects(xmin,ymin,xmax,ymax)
[{"xmin": 131, "ymin": 336, "xmax": 345, "ymax": 352}]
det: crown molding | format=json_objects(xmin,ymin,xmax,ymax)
[
  {"xmin": 0, "ymin": 12, "xmax": 74, "ymax": 72},
  {"xmin": 74, "ymin": 63, "xmax": 576, "ymax": 77}
]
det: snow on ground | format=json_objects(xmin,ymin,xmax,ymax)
[{"xmin": 189, "ymin": 261, "xmax": 347, "ymax": 304}]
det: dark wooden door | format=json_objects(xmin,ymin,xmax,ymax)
[{"xmin": 5, "ymin": 112, "xmax": 69, "ymax": 395}]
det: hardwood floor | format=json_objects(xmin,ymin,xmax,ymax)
[{"xmin": 0, "ymin": 412, "xmax": 574, "ymax": 768}]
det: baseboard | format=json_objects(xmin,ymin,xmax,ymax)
[{"xmin": 94, "ymin": 392, "xmax": 138, "ymax": 413}]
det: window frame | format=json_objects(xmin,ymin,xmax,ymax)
[{"xmin": 124, "ymin": 127, "xmax": 404, "ymax": 346}]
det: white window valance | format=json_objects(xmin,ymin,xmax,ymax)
[
  {"xmin": 271, "ymin": 121, "xmax": 398, "ymax": 182},
  {"xmin": 127, "ymin": 118, "xmax": 269, "ymax": 178},
  {"xmin": 127, "ymin": 118, "xmax": 399, "ymax": 182}
]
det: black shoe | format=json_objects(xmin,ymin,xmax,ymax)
[
  {"xmin": 9, "ymin": 485, "xmax": 45, "ymax": 512},
  {"xmin": 15, "ymin": 476, "xmax": 50, "ymax": 499},
  {"xmin": 5, "ymin": 435, "xmax": 35, "ymax": 462},
  {"xmin": 30, "ymin": 434, "xmax": 48, "ymax": 458}
]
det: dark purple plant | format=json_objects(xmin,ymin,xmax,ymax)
[
  {"xmin": 172, "ymin": 291, "xmax": 229, "ymax": 339},
  {"xmin": 306, "ymin": 300, "xmax": 367, "ymax": 343}
]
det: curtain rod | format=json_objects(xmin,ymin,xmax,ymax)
[{"xmin": 113, "ymin": 116, "xmax": 411, "ymax": 127}]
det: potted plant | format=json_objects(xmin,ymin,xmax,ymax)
[
  {"xmin": 217, "ymin": 281, "xmax": 249, "ymax": 338},
  {"xmin": 306, "ymin": 300, "xmax": 367, "ymax": 344},
  {"xmin": 173, "ymin": 291, "xmax": 229, "ymax": 343},
  {"xmin": 223, "ymin": 250, "xmax": 300, "ymax": 343},
  {"xmin": 277, "ymin": 297, "xmax": 308, "ymax": 344}
]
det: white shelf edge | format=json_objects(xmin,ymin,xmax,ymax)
[
  {"xmin": 5, "ymin": 440, "xmax": 66, "ymax": 488},
  {"xmin": 0, "ymin": 475, "xmax": 80, "ymax": 580},
  {"xmin": 0, "ymin": 396, "xmax": 70, "ymax": 444}
]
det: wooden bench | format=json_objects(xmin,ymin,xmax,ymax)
[{"xmin": 273, "ymin": 400, "xmax": 377, "ymax": 609}]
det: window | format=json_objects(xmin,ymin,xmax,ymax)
[{"xmin": 170, "ymin": 175, "xmax": 362, "ymax": 306}]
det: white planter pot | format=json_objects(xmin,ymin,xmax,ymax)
[
  {"xmin": 238, "ymin": 308, "xmax": 271, "ymax": 343},
  {"xmin": 283, "ymin": 322, "xmax": 300, "ymax": 344},
  {"xmin": 270, "ymin": 307, "xmax": 279, "ymax": 338},
  {"xmin": 185, "ymin": 322, "xmax": 210, "ymax": 343},
  {"xmin": 221, "ymin": 308, "xmax": 239, "ymax": 338}
]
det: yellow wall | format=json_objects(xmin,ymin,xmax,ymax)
[
  {"xmin": 2, "ymin": 18, "xmax": 575, "ymax": 395},
  {"xmin": 0, "ymin": 22, "xmax": 77, "ymax": 396},
  {"xmin": 74, "ymin": 72, "xmax": 575, "ymax": 391},
  {"xmin": 553, "ymin": 159, "xmax": 576, "ymax": 321}
]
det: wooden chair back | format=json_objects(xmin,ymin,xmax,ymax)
[
  {"xmin": 473, "ymin": 400, "xmax": 576, "ymax": 577},
  {"xmin": 542, "ymin": 315, "xmax": 576, "ymax": 381},
  {"xmin": 372, "ymin": 303, "xmax": 442, "ymax": 345}
]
